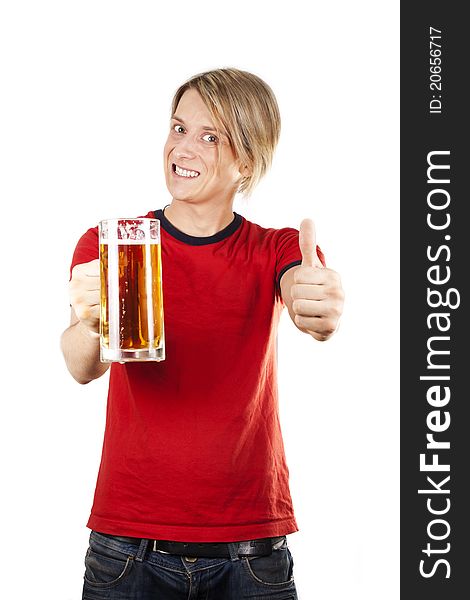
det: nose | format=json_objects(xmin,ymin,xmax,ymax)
[{"xmin": 173, "ymin": 135, "xmax": 197, "ymax": 161}]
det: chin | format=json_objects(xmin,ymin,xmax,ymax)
[{"xmin": 168, "ymin": 191, "xmax": 197, "ymax": 203}]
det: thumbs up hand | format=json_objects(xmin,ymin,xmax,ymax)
[{"xmin": 290, "ymin": 219, "xmax": 344, "ymax": 341}]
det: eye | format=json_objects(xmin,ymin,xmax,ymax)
[
  {"xmin": 173, "ymin": 124, "xmax": 185, "ymax": 134},
  {"xmin": 202, "ymin": 133, "xmax": 218, "ymax": 143}
]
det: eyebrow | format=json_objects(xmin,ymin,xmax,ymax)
[{"xmin": 172, "ymin": 115, "xmax": 228, "ymax": 137}]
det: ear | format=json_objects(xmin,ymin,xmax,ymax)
[{"xmin": 239, "ymin": 164, "xmax": 252, "ymax": 177}]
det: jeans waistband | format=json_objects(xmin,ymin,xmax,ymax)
[{"xmin": 95, "ymin": 531, "xmax": 286, "ymax": 558}]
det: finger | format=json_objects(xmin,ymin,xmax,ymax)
[
  {"xmin": 292, "ymin": 298, "xmax": 331, "ymax": 318},
  {"xmin": 72, "ymin": 259, "xmax": 100, "ymax": 278},
  {"xmin": 290, "ymin": 283, "xmax": 329, "ymax": 301},
  {"xmin": 299, "ymin": 219, "xmax": 323, "ymax": 268},
  {"xmin": 79, "ymin": 291, "xmax": 101, "ymax": 305},
  {"xmin": 299, "ymin": 218, "xmax": 316, "ymax": 268},
  {"xmin": 294, "ymin": 315, "xmax": 325, "ymax": 332},
  {"xmin": 73, "ymin": 303, "xmax": 100, "ymax": 326},
  {"xmin": 294, "ymin": 314, "xmax": 337, "ymax": 339},
  {"xmin": 70, "ymin": 290, "xmax": 101, "ymax": 308},
  {"xmin": 293, "ymin": 265, "xmax": 330, "ymax": 285},
  {"xmin": 70, "ymin": 277, "xmax": 100, "ymax": 293}
]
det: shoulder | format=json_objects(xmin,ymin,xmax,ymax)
[
  {"xmin": 239, "ymin": 214, "xmax": 299, "ymax": 246},
  {"xmin": 69, "ymin": 225, "xmax": 99, "ymax": 275}
]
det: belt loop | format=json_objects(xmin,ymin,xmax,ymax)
[
  {"xmin": 135, "ymin": 538, "xmax": 149, "ymax": 562},
  {"xmin": 227, "ymin": 542, "xmax": 240, "ymax": 562}
]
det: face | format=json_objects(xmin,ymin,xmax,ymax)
[{"xmin": 163, "ymin": 88, "xmax": 244, "ymax": 206}]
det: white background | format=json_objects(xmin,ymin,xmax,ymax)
[{"xmin": 0, "ymin": 1, "xmax": 399, "ymax": 598}]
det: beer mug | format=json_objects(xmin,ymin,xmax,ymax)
[{"xmin": 99, "ymin": 218, "xmax": 165, "ymax": 362}]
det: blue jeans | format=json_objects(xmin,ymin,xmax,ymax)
[{"xmin": 82, "ymin": 530, "xmax": 298, "ymax": 599}]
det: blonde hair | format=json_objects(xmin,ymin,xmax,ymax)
[{"xmin": 171, "ymin": 67, "xmax": 281, "ymax": 197}]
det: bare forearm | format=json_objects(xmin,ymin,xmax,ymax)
[{"xmin": 60, "ymin": 320, "xmax": 110, "ymax": 384}]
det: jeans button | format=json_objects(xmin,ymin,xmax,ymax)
[{"xmin": 184, "ymin": 556, "xmax": 198, "ymax": 562}]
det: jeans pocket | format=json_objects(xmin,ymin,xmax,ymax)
[
  {"xmin": 84, "ymin": 543, "xmax": 134, "ymax": 589},
  {"xmin": 242, "ymin": 547, "xmax": 295, "ymax": 587}
]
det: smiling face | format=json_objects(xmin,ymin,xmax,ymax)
[{"xmin": 163, "ymin": 88, "xmax": 244, "ymax": 207}]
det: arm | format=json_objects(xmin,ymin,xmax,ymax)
[
  {"xmin": 279, "ymin": 219, "xmax": 344, "ymax": 342},
  {"xmin": 60, "ymin": 259, "xmax": 110, "ymax": 384}
]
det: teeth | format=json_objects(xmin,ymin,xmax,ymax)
[{"xmin": 175, "ymin": 164, "xmax": 199, "ymax": 178}]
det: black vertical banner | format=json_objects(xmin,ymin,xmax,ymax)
[{"xmin": 401, "ymin": 3, "xmax": 469, "ymax": 599}]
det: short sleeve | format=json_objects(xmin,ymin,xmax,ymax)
[
  {"xmin": 275, "ymin": 227, "xmax": 326, "ymax": 295},
  {"xmin": 69, "ymin": 226, "xmax": 99, "ymax": 280}
]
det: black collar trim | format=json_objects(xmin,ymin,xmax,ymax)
[{"xmin": 153, "ymin": 208, "xmax": 243, "ymax": 246}]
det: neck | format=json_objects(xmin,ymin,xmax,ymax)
[{"xmin": 163, "ymin": 200, "xmax": 235, "ymax": 236}]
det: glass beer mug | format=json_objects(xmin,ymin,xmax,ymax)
[{"xmin": 99, "ymin": 218, "xmax": 165, "ymax": 362}]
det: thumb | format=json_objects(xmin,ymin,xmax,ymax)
[{"xmin": 299, "ymin": 218, "xmax": 320, "ymax": 268}]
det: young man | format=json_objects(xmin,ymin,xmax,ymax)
[{"xmin": 62, "ymin": 67, "xmax": 344, "ymax": 599}]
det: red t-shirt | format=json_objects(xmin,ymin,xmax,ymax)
[{"xmin": 70, "ymin": 208, "xmax": 324, "ymax": 542}]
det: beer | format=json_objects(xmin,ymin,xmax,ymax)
[{"xmin": 99, "ymin": 219, "xmax": 165, "ymax": 362}]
